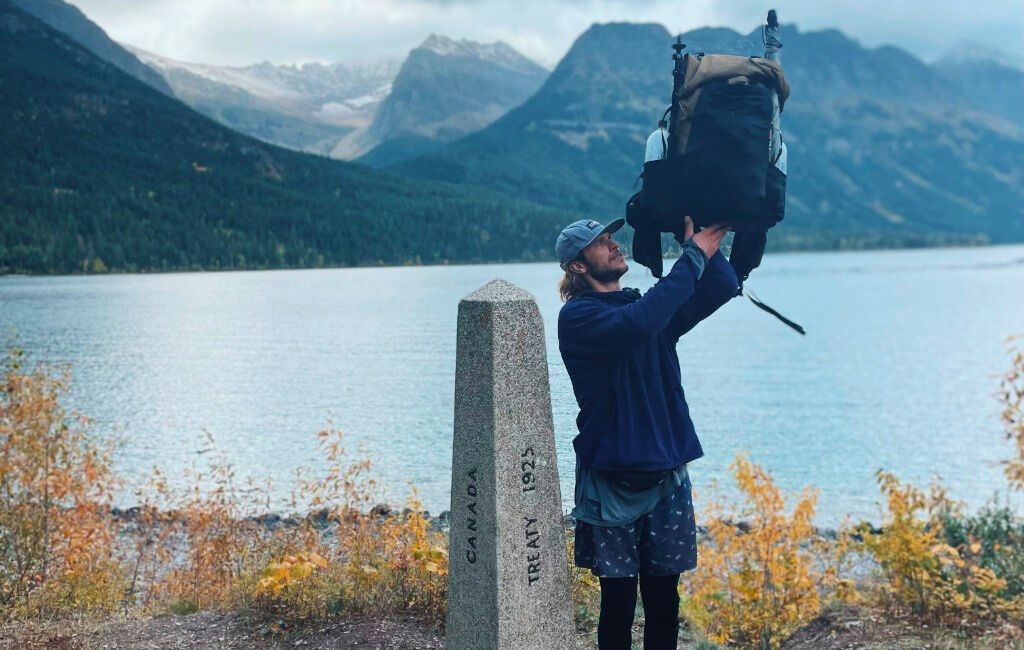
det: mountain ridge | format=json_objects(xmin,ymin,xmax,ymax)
[
  {"xmin": 10, "ymin": 0, "xmax": 172, "ymax": 95},
  {"xmin": 419, "ymin": 33, "xmax": 541, "ymax": 72},
  {"xmin": 339, "ymin": 34, "xmax": 548, "ymax": 166},
  {"xmin": 390, "ymin": 21, "xmax": 1024, "ymax": 248},
  {"xmin": 0, "ymin": 0, "xmax": 573, "ymax": 275},
  {"xmin": 127, "ymin": 45, "xmax": 399, "ymax": 154}
]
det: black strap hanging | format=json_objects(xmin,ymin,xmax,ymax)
[{"xmin": 742, "ymin": 288, "xmax": 805, "ymax": 335}]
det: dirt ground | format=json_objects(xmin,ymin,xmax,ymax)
[
  {"xmin": 3, "ymin": 606, "xmax": 1023, "ymax": 650},
  {"xmin": 779, "ymin": 606, "xmax": 1024, "ymax": 650},
  {"xmin": 0, "ymin": 612, "xmax": 443, "ymax": 650}
]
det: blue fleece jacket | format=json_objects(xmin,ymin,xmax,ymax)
[{"xmin": 557, "ymin": 249, "xmax": 739, "ymax": 471}]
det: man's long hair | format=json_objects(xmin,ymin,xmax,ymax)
[{"xmin": 558, "ymin": 256, "xmax": 590, "ymax": 302}]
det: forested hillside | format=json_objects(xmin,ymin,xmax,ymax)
[
  {"xmin": 10, "ymin": 0, "xmax": 172, "ymax": 94},
  {"xmin": 0, "ymin": 1, "xmax": 571, "ymax": 274}
]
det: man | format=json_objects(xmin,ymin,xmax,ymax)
[{"xmin": 556, "ymin": 216, "xmax": 738, "ymax": 650}]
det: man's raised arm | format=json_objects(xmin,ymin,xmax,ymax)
[
  {"xmin": 666, "ymin": 246, "xmax": 740, "ymax": 341},
  {"xmin": 559, "ymin": 223, "xmax": 730, "ymax": 355}
]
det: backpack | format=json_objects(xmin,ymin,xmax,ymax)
[
  {"xmin": 628, "ymin": 51, "xmax": 790, "ymax": 267},
  {"xmin": 644, "ymin": 54, "xmax": 788, "ymax": 233},
  {"xmin": 626, "ymin": 32, "xmax": 803, "ymax": 334}
]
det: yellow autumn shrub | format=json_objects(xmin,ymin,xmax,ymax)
[
  {"xmin": 223, "ymin": 429, "xmax": 448, "ymax": 628},
  {"xmin": 156, "ymin": 432, "xmax": 266, "ymax": 613},
  {"xmin": 255, "ymin": 551, "xmax": 330, "ymax": 597},
  {"xmin": 858, "ymin": 471, "xmax": 1024, "ymax": 624},
  {"xmin": 234, "ymin": 546, "xmax": 346, "ymax": 627},
  {"xmin": 0, "ymin": 348, "xmax": 126, "ymax": 621},
  {"xmin": 1001, "ymin": 336, "xmax": 1024, "ymax": 490},
  {"xmin": 566, "ymin": 533, "xmax": 601, "ymax": 632},
  {"xmin": 682, "ymin": 455, "xmax": 822, "ymax": 650},
  {"xmin": 338, "ymin": 493, "xmax": 448, "ymax": 627}
]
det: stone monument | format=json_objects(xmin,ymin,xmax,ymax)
[{"xmin": 446, "ymin": 279, "xmax": 574, "ymax": 650}]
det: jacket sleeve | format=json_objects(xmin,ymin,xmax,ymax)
[
  {"xmin": 666, "ymin": 250, "xmax": 740, "ymax": 341},
  {"xmin": 558, "ymin": 254, "xmax": 702, "ymax": 356}
]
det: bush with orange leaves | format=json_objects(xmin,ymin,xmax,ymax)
[
  {"xmin": 0, "ymin": 346, "xmax": 448, "ymax": 628},
  {"xmin": 1001, "ymin": 336, "xmax": 1024, "ymax": 490},
  {"xmin": 566, "ymin": 534, "xmax": 601, "ymax": 633},
  {"xmin": 852, "ymin": 341, "xmax": 1024, "ymax": 626},
  {"xmin": 337, "ymin": 493, "xmax": 448, "ymax": 626},
  {"xmin": 9, "ymin": 335, "xmax": 1024, "ymax": 642},
  {"xmin": 155, "ymin": 432, "xmax": 269, "ymax": 615},
  {"xmin": 0, "ymin": 349, "xmax": 126, "ymax": 620},
  {"xmin": 855, "ymin": 471, "xmax": 1024, "ymax": 624},
  {"xmin": 227, "ymin": 429, "xmax": 448, "ymax": 629},
  {"xmin": 681, "ymin": 455, "xmax": 825, "ymax": 649}
]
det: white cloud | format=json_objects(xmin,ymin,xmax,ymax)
[{"xmin": 72, "ymin": 0, "xmax": 1024, "ymax": 67}]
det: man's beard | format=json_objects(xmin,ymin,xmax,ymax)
[{"xmin": 588, "ymin": 263, "xmax": 627, "ymax": 284}]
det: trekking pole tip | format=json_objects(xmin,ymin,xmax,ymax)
[{"xmin": 672, "ymin": 35, "xmax": 686, "ymax": 57}]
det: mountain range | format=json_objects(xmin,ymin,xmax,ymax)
[
  {"xmin": 13, "ymin": 0, "xmax": 547, "ymax": 163},
  {"xmin": 128, "ymin": 47, "xmax": 400, "ymax": 155},
  {"xmin": 10, "ymin": 0, "xmax": 171, "ymax": 95},
  {"xmin": 341, "ymin": 35, "xmax": 548, "ymax": 166},
  {"xmin": 129, "ymin": 35, "xmax": 547, "ymax": 166},
  {"xmin": 0, "ymin": 0, "xmax": 569, "ymax": 274},
  {"xmin": 4, "ymin": 0, "xmax": 1024, "ymax": 275},
  {"xmin": 391, "ymin": 23, "xmax": 1024, "ymax": 248}
]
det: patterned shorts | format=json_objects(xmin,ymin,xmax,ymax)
[{"xmin": 573, "ymin": 473, "xmax": 698, "ymax": 578}]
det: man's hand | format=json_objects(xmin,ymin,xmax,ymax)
[{"xmin": 685, "ymin": 216, "xmax": 729, "ymax": 259}]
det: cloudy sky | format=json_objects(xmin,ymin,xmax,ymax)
[{"xmin": 73, "ymin": 0, "xmax": 1024, "ymax": 68}]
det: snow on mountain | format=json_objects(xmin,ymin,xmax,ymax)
[
  {"xmin": 936, "ymin": 40, "xmax": 1023, "ymax": 71},
  {"xmin": 932, "ymin": 41, "xmax": 1024, "ymax": 127},
  {"xmin": 315, "ymin": 84, "xmax": 393, "ymax": 121},
  {"xmin": 128, "ymin": 46, "xmax": 399, "ymax": 128},
  {"xmin": 125, "ymin": 35, "xmax": 546, "ymax": 162},
  {"xmin": 419, "ymin": 34, "xmax": 542, "ymax": 73}
]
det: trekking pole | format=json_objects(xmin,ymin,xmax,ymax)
[
  {"xmin": 764, "ymin": 9, "xmax": 781, "ymax": 62},
  {"xmin": 738, "ymin": 9, "xmax": 805, "ymax": 335},
  {"xmin": 666, "ymin": 36, "xmax": 687, "ymax": 157},
  {"xmin": 764, "ymin": 9, "xmax": 783, "ymax": 165}
]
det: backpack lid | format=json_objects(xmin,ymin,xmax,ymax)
[{"xmin": 679, "ymin": 53, "xmax": 790, "ymax": 109}]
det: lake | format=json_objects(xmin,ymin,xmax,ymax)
[{"xmin": 2, "ymin": 244, "xmax": 1023, "ymax": 526}]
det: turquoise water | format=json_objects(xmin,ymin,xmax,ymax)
[{"xmin": 2, "ymin": 245, "xmax": 1023, "ymax": 525}]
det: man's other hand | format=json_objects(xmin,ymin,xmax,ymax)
[
  {"xmin": 681, "ymin": 215, "xmax": 696, "ymax": 242},
  {"xmin": 690, "ymin": 220, "xmax": 729, "ymax": 259}
]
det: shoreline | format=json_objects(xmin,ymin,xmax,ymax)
[
  {"xmin": 106, "ymin": 502, "xmax": 870, "ymax": 541},
  {"xmin": 0, "ymin": 235, "xmax": 1002, "ymax": 279}
]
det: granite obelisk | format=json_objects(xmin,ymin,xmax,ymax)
[{"xmin": 446, "ymin": 279, "xmax": 574, "ymax": 650}]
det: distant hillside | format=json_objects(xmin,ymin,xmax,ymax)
[
  {"xmin": 392, "ymin": 23, "xmax": 1024, "ymax": 249},
  {"xmin": 10, "ymin": 0, "xmax": 172, "ymax": 95},
  {"xmin": 338, "ymin": 35, "xmax": 548, "ymax": 166},
  {"xmin": 131, "ymin": 47, "xmax": 399, "ymax": 155},
  {"xmin": 0, "ymin": 1, "xmax": 572, "ymax": 275},
  {"xmin": 933, "ymin": 43, "xmax": 1024, "ymax": 128}
]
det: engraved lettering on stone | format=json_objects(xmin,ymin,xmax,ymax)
[
  {"xmin": 465, "ymin": 468, "xmax": 478, "ymax": 564},
  {"xmin": 521, "ymin": 447, "xmax": 536, "ymax": 492},
  {"xmin": 524, "ymin": 516, "xmax": 541, "ymax": 584}
]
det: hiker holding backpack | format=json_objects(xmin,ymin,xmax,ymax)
[{"xmin": 555, "ymin": 215, "xmax": 738, "ymax": 650}]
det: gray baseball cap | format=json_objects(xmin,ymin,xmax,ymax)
[{"xmin": 555, "ymin": 218, "xmax": 625, "ymax": 269}]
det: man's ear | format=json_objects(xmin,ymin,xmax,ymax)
[{"xmin": 567, "ymin": 259, "xmax": 587, "ymax": 275}]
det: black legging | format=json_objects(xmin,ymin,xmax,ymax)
[{"xmin": 598, "ymin": 573, "xmax": 680, "ymax": 650}]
